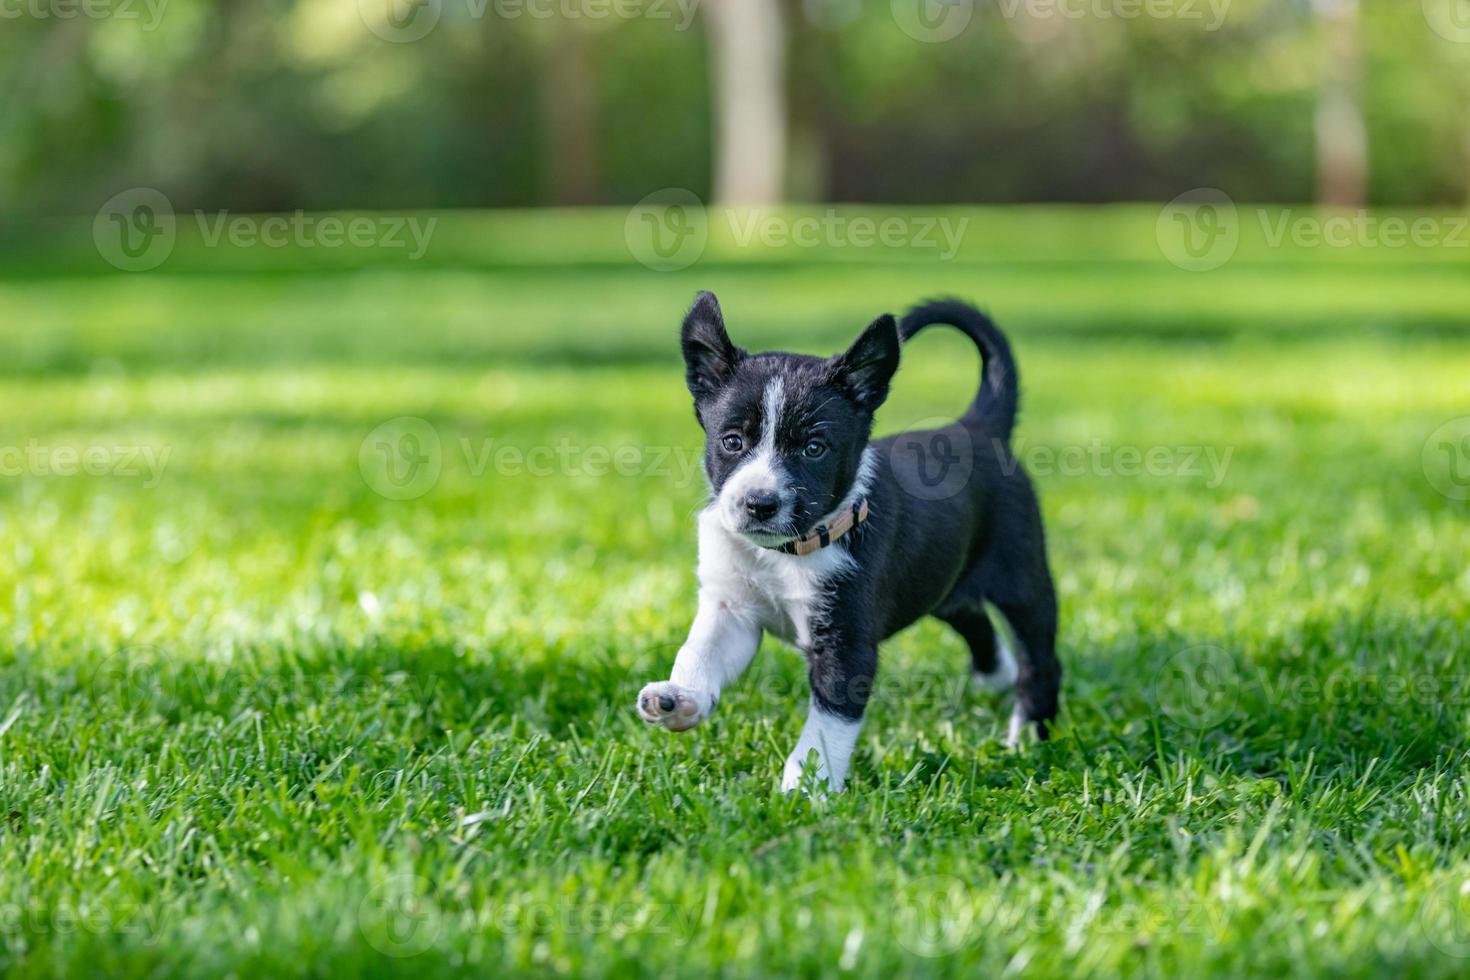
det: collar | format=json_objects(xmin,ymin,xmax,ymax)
[{"xmin": 766, "ymin": 496, "xmax": 870, "ymax": 557}]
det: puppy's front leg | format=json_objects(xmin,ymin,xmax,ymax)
[
  {"xmin": 637, "ymin": 595, "xmax": 761, "ymax": 731},
  {"xmin": 782, "ymin": 644, "xmax": 875, "ymax": 793}
]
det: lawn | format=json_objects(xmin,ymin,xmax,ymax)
[{"xmin": 0, "ymin": 205, "xmax": 1468, "ymax": 977}]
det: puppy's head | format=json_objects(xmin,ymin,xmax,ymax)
[{"xmin": 680, "ymin": 291, "xmax": 900, "ymax": 545}]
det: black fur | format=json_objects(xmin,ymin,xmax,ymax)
[{"xmin": 680, "ymin": 292, "xmax": 1061, "ymax": 742}]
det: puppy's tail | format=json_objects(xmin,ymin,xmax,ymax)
[{"xmin": 898, "ymin": 298, "xmax": 1019, "ymax": 441}]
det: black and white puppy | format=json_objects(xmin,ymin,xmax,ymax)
[{"xmin": 637, "ymin": 292, "xmax": 1060, "ymax": 792}]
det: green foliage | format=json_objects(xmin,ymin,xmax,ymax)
[
  {"xmin": 0, "ymin": 207, "xmax": 1468, "ymax": 976},
  {"xmin": 2, "ymin": 0, "xmax": 1468, "ymax": 211}
]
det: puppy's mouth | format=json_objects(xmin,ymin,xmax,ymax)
[
  {"xmin": 738, "ymin": 528, "xmax": 797, "ymax": 548},
  {"xmin": 723, "ymin": 510, "xmax": 800, "ymax": 547}
]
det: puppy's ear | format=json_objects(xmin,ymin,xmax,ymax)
[
  {"xmin": 681, "ymin": 291, "xmax": 743, "ymax": 402},
  {"xmin": 834, "ymin": 314, "xmax": 901, "ymax": 411}
]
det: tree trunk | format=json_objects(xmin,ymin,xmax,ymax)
[
  {"xmin": 1464, "ymin": 103, "xmax": 1470, "ymax": 207},
  {"xmin": 704, "ymin": 0, "xmax": 787, "ymax": 205},
  {"xmin": 541, "ymin": 25, "xmax": 601, "ymax": 206},
  {"xmin": 1313, "ymin": 0, "xmax": 1367, "ymax": 207}
]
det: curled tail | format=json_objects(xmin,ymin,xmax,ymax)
[{"xmin": 898, "ymin": 298, "xmax": 1020, "ymax": 441}]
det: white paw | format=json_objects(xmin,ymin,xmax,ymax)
[
  {"xmin": 781, "ymin": 750, "xmax": 840, "ymax": 795},
  {"xmin": 1005, "ymin": 706, "xmax": 1028, "ymax": 749},
  {"xmin": 636, "ymin": 681, "xmax": 707, "ymax": 731},
  {"xmin": 973, "ymin": 630, "xmax": 1019, "ymax": 694}
]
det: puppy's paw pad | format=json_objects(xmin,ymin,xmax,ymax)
[{"xmin": 636, "ymin": 682, "xmax": 705, "ymax": 731}]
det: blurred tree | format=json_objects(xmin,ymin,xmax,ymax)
[
  {"xmin": 704, "ymin": 0, "xmax": 787, "ymax": 203},
  {"xmin": 540, "ymin": 23, "xmax": 603, "ymax": 205},
  {"xmin": 0, "ymin": 0, "xmax": 1466, "ymax": 212},
  {"xmin": 1313, "ymin": 0, "xmax": 1367, "ymax": 206}
]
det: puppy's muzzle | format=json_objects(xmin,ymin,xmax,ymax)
[{"xmin": 743, "ymin": 490, "xmax": 781, "ymax": 522}]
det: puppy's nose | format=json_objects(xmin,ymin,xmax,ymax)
[{"xmin": 744, "ymin": 490, "xmax": 781, "ymax": 521}]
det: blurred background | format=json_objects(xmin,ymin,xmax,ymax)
[
  {"xmin": 3, "ymin": 0, "xmax": 1470, "ymax": 214},
  {"xmin": 3, "ymin": 3, "xmax": 1470, "ymax": 976}
]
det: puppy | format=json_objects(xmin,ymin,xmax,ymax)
[{"xmin": 637, "ymin": 292, "xmax": 1060, "ymax": 792}]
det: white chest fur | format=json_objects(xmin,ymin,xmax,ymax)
[{"xmin": 695, "ymin": 508, "xmax": 855, "ymax": 650}]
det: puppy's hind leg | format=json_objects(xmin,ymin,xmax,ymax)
[
  {"xmin": 936, "ymin": 605, "xmax": 1018, "ymax": 695},
  {"xmin": 991, "ymin": 589, "xmax": 1060, "ymax": 747}
]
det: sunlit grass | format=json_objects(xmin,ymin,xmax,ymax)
[{"xmin": 0, "ymin": 209, "xmax": 1468, "ymax": 977}]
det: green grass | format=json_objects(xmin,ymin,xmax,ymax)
[{"xmin": 0, "ymin": 206, "xmax": 1468, "ymax": 977}]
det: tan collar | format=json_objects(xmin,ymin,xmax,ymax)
[{"xmin": 768, "ymin": 497, "xmax": 870, "ymax": 556}]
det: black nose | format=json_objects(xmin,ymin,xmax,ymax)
[{"xmin": 744, "ymin": 490, "xmax": 781, "ymax": 521}]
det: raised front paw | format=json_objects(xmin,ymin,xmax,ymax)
[{"xmin": 636, "ymin": 681, "xmax": 707, "ymax": 731}]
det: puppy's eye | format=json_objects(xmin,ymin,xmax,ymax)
[
  {"xmin": 803, "ymin": 440, "xmax": 827, "ymax": 459},
  {"xmin": 720, "ymin": 433, "xmax": 744, "ymax": 454}
]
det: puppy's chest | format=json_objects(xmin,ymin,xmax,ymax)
[{"xmin": 698, "ymin": 523, "xmax": 851, "ymax": 650}]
